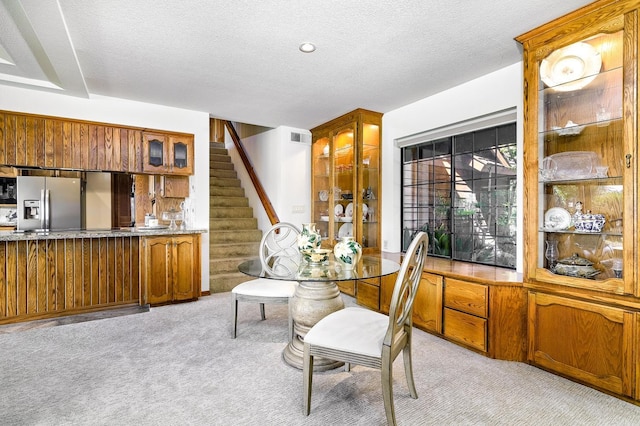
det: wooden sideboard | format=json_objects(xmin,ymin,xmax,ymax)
[{"xmin": 356, "ymin": 255, "xmax": 526, "ymax": 362}]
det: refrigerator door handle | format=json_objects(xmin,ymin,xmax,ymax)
[{"xmin": 44, "ymin": 189, "xmax": 50, "ymax": 230}]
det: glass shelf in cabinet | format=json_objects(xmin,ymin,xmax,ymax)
[
  {"xmin": 539, "ymin": 176, "xmax": 623, "ymax": 185},
  {"xmin": 538, "ymin": 118, "xmax": 623, "ymax": 137},
  {"xmin": 539, "ymin": 65, "xmax": 623, "ymax": 94},
  {"xmin": 539, "ymin": 228, "xmax": 623, "ymax": 237}
]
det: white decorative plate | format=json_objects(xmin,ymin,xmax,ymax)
[
  {"xmin": 540, "ymin": 42, "xmax": 601, "ymax": 91},
  {"xmin": 544, "ymin": 207, "xmax": 571, "ymax": 231},
  {"xmin": 334, "ymin": 204, "xmax": 344, "ymax": 216},
  {"xmin": 338, "ymin": 222, "xmax": 353, "ymax": 238},
  {"xmin": 362, "ymin": 203, "xmax": 368, "ymax": 220},
  {"xmin": 345, "ymin": 202, "xmax": 354, "ymax": 218},
  {"xmin": 319, "ymin": 190, "xmax": 329, "ymax": 202}
]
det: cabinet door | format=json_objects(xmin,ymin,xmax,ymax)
[
  {"xmin": 168, "ymin": 135, "xmax": 194, "ymax": 175},
  {"xmin": 412, "ymin": 272, "xmax": 443, "ymax": 333},
  {"xmin": 521, "ymin": 14, "xmax": 634, "ymax": 295},
  {"xmin": 142, "ymin": 132, "xmax": 167, "ymax": 173},
  {"xmin": 528, "ymin": 292, "xmax": 634, "ymax": 396},
  {"xmin": 143, "ymin": 237, "xmax": 172, "ymax": 305},
  {"xmin": 172, "ymin": 235, "xmax": 199, "ymax": 301}
]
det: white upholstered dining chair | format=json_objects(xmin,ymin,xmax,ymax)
[
  {"xmin": 302, "ymin": 231, "xmax": 428, "ymax": 426},
  {"xmin": 232, "ymin": 222, "xmax": 301, "ymax": 339}
]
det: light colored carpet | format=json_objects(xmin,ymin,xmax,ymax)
[{"xmin": 1, "ymin": 292, "xmax": 639, "ymax": 425}]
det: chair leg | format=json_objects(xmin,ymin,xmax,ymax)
[
  {"xmin": 381, "ymin": 349, "xmax": 397, "ymax": 426},
  {"xmin": 260, "ymin": 303, "xmax": 266, "ymax": 320},
  {"xmin": 232, "ymin": 295, "xmax": 238, "ymax": 339},
  {"xmin": 303, "ymin": 343, "xmax": 314, "ymax": 415},
  {"xmin": 403, "ymin": 342, "xmax": 418, "ymax": 399},
  {"xmin": 345, "ymin": 362, "xmax": 351, "ymax": 372}
]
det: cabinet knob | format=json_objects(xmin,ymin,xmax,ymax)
[{"xmin": 626, "ymin": 154, "xmax": 632, "ymax": 168}]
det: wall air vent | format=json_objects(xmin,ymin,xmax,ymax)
[{"xmin": 290, "ymin": 131, "xmax": 311, "ymax": 144}]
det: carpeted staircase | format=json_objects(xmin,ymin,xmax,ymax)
[{"xmin": 210, "ymin": 142, "xmax": 262, "ymax": 293}]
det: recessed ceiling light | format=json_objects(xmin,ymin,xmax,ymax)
[{"xmin": 299, "ymin": 42, "xmax": 316, "ymax": 53}]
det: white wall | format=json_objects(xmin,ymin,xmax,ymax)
[
  {"xmin": 0, "ymin": 85, "xmax": 211, "ymax": 289},
  {"xmin": 225, "ymin": 125, "xmax": 311, "ymax": 233},
  {"xmin": 381, "ymin": 62, "xmax": 525, "ymax": 272}
]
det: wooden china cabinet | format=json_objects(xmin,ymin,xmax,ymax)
[
  {"xmin": 517, "ymin": 0, "xmax": 640, "ymax": 401},
  {"xmin": 310, "ymin": 109, "xmax": 382, "ymax": 254}
]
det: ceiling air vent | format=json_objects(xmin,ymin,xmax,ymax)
[{"xmin": 290, "ymin": 131, "xmax": 311, "ymax": 144}]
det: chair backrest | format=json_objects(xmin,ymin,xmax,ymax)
[
  {"xmin": 260, "ymin": 222, "xmax": 301, "ymax": 277},
  {"xmin": 383, "ymin": 232, "xmax": 428, "ymax": 347}
]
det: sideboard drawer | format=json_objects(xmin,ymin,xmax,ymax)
[
  {"xmin": 444, "ymin": 278, "xmax": 488, "ymax": 318},
  {"xmin": 444, "ymin": 307, "xmax": 487, "ymax": 352}
]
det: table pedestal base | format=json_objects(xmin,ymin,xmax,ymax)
[{"xmin": 283, "ymin": 280, "xmax": 344, "ymax": 371}]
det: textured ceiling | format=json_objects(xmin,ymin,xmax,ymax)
[{"xmin": 0, "ymin": 0, "xmax": 595, "ymax": 129}]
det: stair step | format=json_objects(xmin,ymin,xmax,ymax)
[
  {"xmin": 210, "ymin": 161, "xmax": 234, "ymax": 171},
  {"xmin": 211, "ymin": 153, "xmax": 231, "ymax": 163},
  {"xmin": 211, "ymin": 206, "xmax": 253, "ymax": 218},
  {"xmin": 210, "ymin": 147, "xmax": 228, "ymax": 156},
  {"xmin": 211, "ymin": 196, "xmax": 249, "ymax": 208},
  {"xmin": 211, "ymin": 169, "xmax": 237, "ymax": 179},
  {"xmin": 211, "ymin": 186, "xmax": 245, "ymax": 197},
  {"xmin": 211, "ymin": 229, "xmax": 262, "ymax": 244},
  {"xmin": 210, "ymin": 217, "xmax": 257, "ymax": 230},
  {"xmin": 211, "ymin": 242, "xmax": 261, "ymax": 257},
  {"xmin": 210, "ymin": 272, "xmax": 253, "ymax": 293},
  {"xmin": 211, "ymin": 177, "xmax": 241, "ymax": 188},
  {"xmin": 211, "ymin": 256, "xmax": 255, "ymax": 274}
]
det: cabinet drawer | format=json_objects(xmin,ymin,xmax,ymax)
[
  {"xmin": 337, "ymin": 279, "xmax": 355, "ymax": 296},
  {"xmin": 357, "ymin": 280, "xmax": 380, "ymax": 310},
  {"xmin": 444, "ymin": 278, "xmax": 488, "ymax": 318},
  {"xmin": 444, "ymin": 307, "xmax": 487, "ymax": 352}
]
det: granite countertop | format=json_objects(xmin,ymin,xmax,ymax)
[{"xmin": 0, "ymin": 227, "xmax": 207, "ymax": 241}]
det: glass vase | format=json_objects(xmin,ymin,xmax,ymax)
[{"xmin": 545, "ymin": 240, "xmax": 559, "ymax": 271}]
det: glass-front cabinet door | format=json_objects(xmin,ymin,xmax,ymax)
[
  {"xmin": 524, "ymin": 19, "xmax": 635, "ymax": 295},
  {"xmin": 311, "ymin": 109, "xmax": 382, "ymax": 253}
]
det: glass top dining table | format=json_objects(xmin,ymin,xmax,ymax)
[
  {"xmin": 237, "ymin": 255, "xmax": 400, "ymax": 282},
  {"xmin": 238, "ymin": 255, "xmax": 401, "ymax": 371}
]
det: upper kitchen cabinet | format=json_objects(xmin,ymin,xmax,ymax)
[
  {"xmin": 311, "ymin": 109, "xmax": 382, "ymax": 253},
  {"xmin": 518, "ymin": 0, "xmax": 637, "ymax": 296},
  {"xmin": 143, "ymin": 132, "xmax": 194, "ymax": 175}
]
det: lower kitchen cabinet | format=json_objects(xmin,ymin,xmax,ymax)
[
  {"xmin": 528, "ymin": 292, "xmax": 635, "ymax": 397},
  {"xmin": 141, "ymin": 234, "xmax": 201, "ymax": 305}
]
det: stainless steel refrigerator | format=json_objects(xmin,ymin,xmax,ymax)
[{"xmin": 17, "ymin": 176, "xmax": 81, "ymax": 231}]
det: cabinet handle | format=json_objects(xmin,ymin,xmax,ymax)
[{"xmin": 626, "ymin": 154, "xmax": 632, "ymax": 168}]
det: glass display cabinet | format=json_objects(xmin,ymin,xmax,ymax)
[
  {"xmin": 311, "ymin": 109, "xmax": 382, "ymax": 253},
  {"xmin": 532, "ymin": 28, "xmax": 628, "ymax": 294},
  {"xmin": 518, "ymin": 0, "xmax": 639, "ymax": 400}
]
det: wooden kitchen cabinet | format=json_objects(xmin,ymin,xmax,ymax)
[
  {"xmin": 143, "ymin": 132, "xmax": 194, "ymax": 175},
  {"xmin": 311, "ymin": 109, "xmax": 382, "ymax": 253},
  {"xmin": 0, "ymin": 110, "xmax": 193, "ymax": 175},
  {"xmin": 141, "ymin": 234, "xmax": 200, "ymax": 305},
  {"xmin": 517, "ymin": 0, "xmax": 640, "ymax": 400}
]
